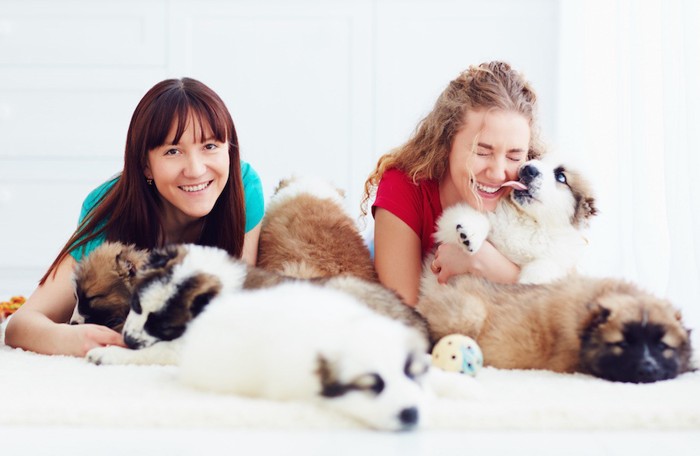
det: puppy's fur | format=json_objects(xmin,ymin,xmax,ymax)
[
  {"xmin": 257, "ymin": 176, "xmax": 378, "ymax": 282},
  {"xmin": 84, "ymin": 245, "xmax": 478, "ymax": 429},
  {"xmin": 180, "ymin": 281, "xmax": 431, "ymax": 431},
  {"xmin": 417, "ymin": 272, "xmax": 694, "ymax": 383},
  {"xmin": 436, "ymin": 160, "xmax": 597, "ymax": 283},
  {"xmin": 83, "ymin": 243, "xmax": 429, "ymax": 365},
  {"xmin": 70, "ymin": 242, "xmax": 149, "ymax": 332}
]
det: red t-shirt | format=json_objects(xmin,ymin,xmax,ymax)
[{"xmin": 372, "ymin": 168, "xmax": 442, "ymax": 258}]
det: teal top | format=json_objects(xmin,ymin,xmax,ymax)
[{"xmin": 70, "ymin": 160, "xmax": 264, "ymax": 261}]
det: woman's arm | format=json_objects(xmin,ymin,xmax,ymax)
[
  {"xmin": 4, "ymin": 255, "xmax": 125, "ymax": 357},
  {"xmin": 432, "ymin": 240, "xmax": 520, "ymax": 284},
  {"xmin": 373, "ymin": 208, "xmax": 423, "ymax": 307},
  {"xmin": 241, "ymin": 222, "xmax": 261, "ymax": 266}
]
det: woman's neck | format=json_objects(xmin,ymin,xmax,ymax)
[
  {"xmin": 160, "ymin": 209, "xmax": 204, "ymax": 245},
  {"xmin": 164, "ymin": 220, "xmax": 203, "ymax": 244},
  {"xmin": 438, "ymin": 176, "xmax": 461, "ymax": 209}
]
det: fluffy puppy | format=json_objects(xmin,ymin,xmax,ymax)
[
  {"xmin": 180, "ymin": 281, "xmax": 431, "ymax": 431},
  {"xmin": 70, "ymin": 242, "xmax": 149, "ymax": 332},
  {"xmin": 85, "ymin": 243, "xmax": 429, "ymax": 365},
  {"xmin": 417, "ymin": 272, "xmax": 694, "ymax": 383},
  {"xmin": 257, "ymin": 176, "xmax": 378, "ymax": 282},
  {"xmin": 436, "ymin": 160, "xmax": 597, "ymax": 283}
]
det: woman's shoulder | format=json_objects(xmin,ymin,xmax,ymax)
[
  {"xmin": 378, "ymin": 167, "xmax": 439, "ymax": 196},
  {"xmin": 81, "ymin": 175, "xmax": 119, "ymax": 217}
]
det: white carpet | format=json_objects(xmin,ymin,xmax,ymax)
[{"xmin": 1, "ymin": 343, "xmax": 699, "ymax": 431}]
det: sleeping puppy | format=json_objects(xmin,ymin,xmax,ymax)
[
  {"xmin": 70, "ymin": 242, "xmax": 149, "ymax": 332},
  {"xmin": 84, "ymin": 243, "xmax": 429, "ymax": 366},
  {"xmin": 435, "ymin": 159, "xmax": 597, "ymax": 283},
  {"xmin": 179, "ymin": 281, "xmax": 432, "ymax": 431},
  {"xmin": 417, "ymin": 272, "xmax": 694, "ymax": 383},
  {"xmin": 257, "ymin": 176, "xmax": 378, "ymax": 282}
]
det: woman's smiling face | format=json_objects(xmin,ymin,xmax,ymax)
[
  {"xmin": 144, "ymin": 114, "xmax": 230, "ymax": 227},
  {"xmin": 441, "ymin": 109, "xmax": 531, "ymax": 212}
]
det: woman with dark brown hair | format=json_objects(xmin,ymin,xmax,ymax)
[{"xmin": 6, "ymin": 78, "xmax": 264, "ymax": 356}]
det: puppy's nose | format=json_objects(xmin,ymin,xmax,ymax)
[
  {"xmin": 635, "ymin": 359, "xmax": 660, "ymax": 383},
  {"xmin": 519, "ymin": 164, "xmax": 540, "ymax": 184},
  {"xmin": 398, "ymin": 407, "xmax": 419, "ymax": 428},
  {"xmin": 123, "ymin": 333, "xmax": 141, "ymax": 349}
]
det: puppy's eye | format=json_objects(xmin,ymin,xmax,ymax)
[
  {"xmin": 353, "ymin": 373, "xmax": 385, "ymax": 395},
  {"xmin": 130, "ymin": 293, "xmax": 143, "ymax": 314},
  {"xmin": 555, "ymin": 171, "xmax": 567, "ymax": 184},
  {"xmin": 404, "ymin": 354, "xmax": 429, "ymax": 380},
  {"xmin": 656, "ymin": 341, "xmax": 672, "ymax": 351},
  {"xmin": 607, "ymin": 340, "xmax": 628, "ymax": 349}
]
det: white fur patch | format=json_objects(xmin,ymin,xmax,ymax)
[{"xmin": 267, "ymin": 176, "xmax": 346, "ymax": 213}]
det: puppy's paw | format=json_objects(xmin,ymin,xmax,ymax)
[
  {"xmin": 86, "ymin": 345, "xmax": 134, "ymax": 365},
  {"xmin": 434, "ymin": 204, "xmax": 490, "ymax": 254}
]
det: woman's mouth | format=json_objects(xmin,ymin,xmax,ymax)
[
  {"xmin": 180, "ymin": 181, "xmax": 212, "ymax": 193},
  {"xmin": 474, "ymin": 182, "xmax": 502, "ymax": 196}
]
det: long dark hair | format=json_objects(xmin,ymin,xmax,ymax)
[{"xmin": 41, "ymin": 78, "xmax": 246, "ymax": 283}]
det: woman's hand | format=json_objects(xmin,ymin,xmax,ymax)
[
  {"xmin": 431, "ymin": 240, "xmax": 520, "ymax": 284},
  {"xmin": 62, "ymin": 323, "xmax": 126, "ymax": 357}
]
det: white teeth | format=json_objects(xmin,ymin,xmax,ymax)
[
  {"xmin": 475, "ymin": 182, "xmax": 500, "ymax": 194},
  {"xmin": 181, "ymin": 182, "xmax": 210, "ymax": 192}
]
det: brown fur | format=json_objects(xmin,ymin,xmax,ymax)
[
  {"xmin": 563, "ymin": 167, "xmax": 598, "ymax": 228},
  {"xmin": 72, "ymin": 242, "xmax": 149, "ymax": 331},
  {"xmin": 257, "ymin": 180, "xmax": 377, "ymax": 282},
  {"xmin": 417, "ymin": 273, "xmax": 693, "ymax": 380}
]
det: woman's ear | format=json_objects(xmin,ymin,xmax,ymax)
[{"xmin": 144, "ymin": 166, "xmax": 153, "ymax": 180}]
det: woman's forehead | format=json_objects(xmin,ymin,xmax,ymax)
[{"xmin": 165, "ymin": 112, "xmax": 217, "ymax": 145}]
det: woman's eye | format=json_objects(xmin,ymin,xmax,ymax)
[
  {"xmin": 164, "ymin": 148, "xmax": 179, "ymax": 156},
  {"xmin": 205, "ymin": 143, "xmax": 218, "ymax": 151},
  {"xmin": 555, "ymin": 172, "xmax": 567, "ymax": 184}
]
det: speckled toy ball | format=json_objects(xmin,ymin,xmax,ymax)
[{"xmin": 431, "ymin": 334, "xmax": 483, "ymax": 376}]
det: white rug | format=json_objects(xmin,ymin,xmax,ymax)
[{"xmin": 1, "ymin": 344, "xmax": 699, "ymax": 431}]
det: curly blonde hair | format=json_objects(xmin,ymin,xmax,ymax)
[{"xmin": 361, "ymin": 61, "xmax": 545, "ymax": 215}]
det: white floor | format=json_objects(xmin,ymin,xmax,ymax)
[{"xmin": 1, "ymin": 427, "xmax": 699, "ymax": 456}]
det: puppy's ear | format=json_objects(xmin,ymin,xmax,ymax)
[
  {"xmin": 146, "ymin": 245, "xmax": 179, "ymax": 269},
  {"xmin": 316, "ymin": 355, "xmax": 346, "ymax": 398},
  {"xmin": 586, "ymin": 302, "xmax": 611, "ymax": 328},
  {"xmin": 115, "ymin": 251, "xmax": 138, "ymax": 279},
  {"xmin": 183, "ymin": 274, "xmax": 222, "ymax": 318},
  {"xmin": 580, "ymin": 302, "xmax": 611, "ymax": 343},
  {"xmin": 576, "ymin": 196, "xmax": 598, "ymax": 221},
  {"xmin": 674, "ymin": 309, "xmax": 683, "ymax": 322},
  {"xmin": 274, "ymin": 178, "xmax": 291, "ymax": 195}
]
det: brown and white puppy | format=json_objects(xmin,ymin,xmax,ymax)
[
  {"xmin": 436, "ymin": 160, "xmax": 597, "ymax": 283},
  {"xmin": 417, "ymin": 272, "xmax": 694, "ymax": 383},
  {"xmin": 81, "ymin": 243, "xmax": 429, "ymax": 366},
  {"xmin": 257, "ymin": 176, "xmax": 378, "ymax": 282},
  {"xmin": 70, "ymin": 242, "xmax": 149, "ymax": 332}
]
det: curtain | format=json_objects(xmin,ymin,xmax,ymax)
[{"xmin": 557, "ymin": 0, "xmax": 700, "ymax": 330}]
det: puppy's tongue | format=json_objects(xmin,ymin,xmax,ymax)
[{"xmin": 500, "ymin": 181, "xmax": 527, "ymax": 191}]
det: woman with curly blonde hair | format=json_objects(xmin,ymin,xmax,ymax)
[{"xmin": 362, "ymin": 61, "xmax": 545, "ymax": 306}]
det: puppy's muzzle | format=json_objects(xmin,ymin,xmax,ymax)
[{"xmin": 519, "ymin": 163, "xmax": 540, "ymax": 184}]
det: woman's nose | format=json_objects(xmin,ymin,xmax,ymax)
[
  {"xmin": 486, "ymin": 156, "xmax": 507, "ymax": 181},
  {"xmin": 183, "ymin": 151, "xmax": 206, "ymax": 177}
]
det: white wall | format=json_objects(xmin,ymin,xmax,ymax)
[{"xmin": 0, "ymin": 0, "xmax": 559, "ymax": 297}]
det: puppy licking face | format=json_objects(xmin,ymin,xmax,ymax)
[
  {"xmin": 71, "ymin": 242, "xmax": 149, "ymax": 332},
  {"xmin": 510, "ymin": 160, "xmax": 597, "ymax": 229}
]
